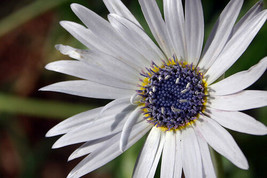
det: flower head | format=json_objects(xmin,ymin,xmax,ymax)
[{"xmin": 41, "ymin": 0, "xmax": 267, "ymax": 177}]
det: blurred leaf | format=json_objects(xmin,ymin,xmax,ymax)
[
  {"xmin": 0, "ymin": 93, "xmax": 95, "ymax": 119},
  {"xmin": 0, "ymin": 0, "xmax": 72, "ymax": 37}
]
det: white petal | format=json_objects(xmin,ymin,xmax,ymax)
[
  {"xmin": 182, "ymin": 126, "xmax": 202, "ymax": 178},
  {"xmin": 209, "ymin": 108, "xmax": 267, "ymax": 135},
  {"xmin": 68, "ymin": 134, "xmax": 116, "ymax": 161},
  {"xmin": 60, "ymin": 20, "xmax": 145, "ymax": 70},
  {"xmin": 174, "ymin": 131, "xmax": 182, "ymax": 178},
  {"xmin": 70, "ymin": 3, "xmax": 148, "ymax": 70},
  {"xmin": 147, "ymin": 132, "xmax": 165, "ymax": 178},
  {"xmin": 161, "ymin": 131, "xmax": 176, "ymax": 178},
  {"xmin": 133, "ymin": 127, "xmax": 164, "ymax": 178},
  {"xmin": 60, "ymin": 21, "xmax": 119, "ymax": 61},
  {"xmin": 209, "ymin": 90, "xmax": 267, "ymax": 111},
  {"xmin": 231, "ymin": 1, "xmax": 264, "ymax": 37},
  {"xmin": 100, "ymin": 98, "xmax": 133, "ymax": 117},
  {"xmin": 46, "ymin": 107, "xmax": 103, "ymax": 137},
  {"xmin": 130, "ymin": 93, "xmax": 143, "ymax": 105},
  {"xmin": 39, "ymin": 80, "xmax": 134, "ymax": 100},
  {"xmin": 99, "ymin": 97, "xmax": 130, "ymax": 117},
  {"xmin": 209, "ymin": 57, "xmax": 267, "ymax": 95},
  {"xmin": 108, "ymin": 14, "xmax": 165, "ymax": 65},
  {"xmin": 195, "ymin": 116, "xmax": 248, "ymax": 169},
  {"xmin": 45, "ymin": 60, "xmax": 136, "ymax": 89},
  {"xmin": 195, "ymin": 131, "xmax": 216, "ymax": 178},
  {"xmin": 123, "ymin": 120, "xmax": 152, "ymax": 151},
  {"xmin": 68, "ymin": 120, "xmax": 151, "ymax": 178},
  {"xmin": 164, "ymin": 0, "xmax": 186, "ymax": 60},
  {"xmin": 59, "ymin": 21, "xmax": 98, "ymax": 50},
  {"xmin": 120, "ymin": 107, "xmax": 142, "ymax": 151},
  {"xmin": 184, "ymin": 0, "xmax": 204, "ymax": 65},
  {"xmin": 103, "ymin": 0, "xmax": 141, "ymax": 27},
  {"xmin": 55, "ymin": 44, "xmax": 140, "ymax": 82},
  {"xmin": 205, "ymin": 10, "xmax": 267, "ymax": 84},
  {"xmin": 55, "ymin": 44, "xmax": 84, "ymax": 60},
  {"xmin": 138, "ymin": 0, "xmax": 173, "ymax": 58},
  {"xmin": 199, "ymin": 0, "xmax": 243, "ymax": 70},
  {"xmin": 52, "ymin": 104, "xmax": 135, "ymax": 148}
]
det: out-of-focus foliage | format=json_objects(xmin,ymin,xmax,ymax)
[{"xmin": 0, "ymin": 0, "xmax": 266, "ymax": 178}]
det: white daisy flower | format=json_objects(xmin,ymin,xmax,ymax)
[{"xmin": 41, "ymin": 0, "xmax": 267, "ymax": 177}]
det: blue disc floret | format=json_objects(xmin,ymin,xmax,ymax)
[{"xmin": 139, "ymin": 58, "xmax": 207, "ymax": 130}]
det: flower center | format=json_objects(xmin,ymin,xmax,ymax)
[{"xmin": 138, "ymin": 58, "xmax": 207, "ymax": 130}]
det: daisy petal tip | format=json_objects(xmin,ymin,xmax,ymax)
[
  {"xmin": 107, "ymin": 14, "xmax": 115, "ymax": 22},
  {"xmin": 67, "ymin": 172, "xmax": 76, "ymax": 178},
  {"xmin": 68, "ymin": 153, "xmax": 76, "ymax": 162},
  {"xmin": 241, "ymin": 161, "xmax": 249, "ymax": 170},
  {"xmin": 59, "ymin": 20, "xmax": 68, "ymax": 26},
  {"xmin": 59, "ymin": 21, "xmax": 75, "ymax": 29},
  {"xmin": 54, "ymin": 44, "xmax": 61, "ymax": 50},
  {"xmin": 108, "ymin": 13, "xmax": 119, "ymax": 19},
  {"xmin": 52, "ymin": 141, "xmax": 63, "ymax": 149},
  {"xmin": 44, "ymin": 63, "xmax": 53, "ymax": 70},
  {"xmin": 119, "ymin": 132, "xmax": 129, "ymax": 153},
  {"xmin": 236, "ymin": 153, "xmax": 249, "ymax": 170},
  {"xmin": 45, "ymin": 125, "xmax": 63, "ymax": 137},
  {"xmin": 253, "ymin": 122, "xmax": 267, "ymax": 135},
  {"xmin": 119, "ymin": 142, "xmax": 126, "ymax": 153},
  {"xmin": 45, "ymin": 129, "xmax": 55, "ymax": 137},
  {"xmin": 38, "ymin": 86, "xmax": 49, "ymax": 91},
  {"xmin": 38, "ymin": 87, "xmax": 45, "ymax": 91},
  {"xmin": 67, "ymin": 169, "xmax": 83, "ymax": 178},
  {"xmin": 70, "ymin": 3, "xmax": 81, "ymax": 11},
  {"xmin": 119, "ymin": 147, "xmax": 125, "ymax": 153},
  {"xmin": 261, "ymin": 126, "xmax": 267, "ymax": 135}
]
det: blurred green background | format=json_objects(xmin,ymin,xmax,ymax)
[{"xmin": 0, "ymin": 0, "xmax": 266, "ymax": 178}]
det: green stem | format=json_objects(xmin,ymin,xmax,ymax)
[
  {"xmin": 0, "ymin": 0, "xmax": 71, "ymax": 37},
  {"xmin": 210, "ymin": 148, "xmax": 224, "ymax": 178},
  {"xmin": 0, "ymin": 92, "xmax": 96, "ymax": 119}
]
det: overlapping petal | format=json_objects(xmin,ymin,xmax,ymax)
[
  {"xmin": 174, "ymin": 131, "xmax": 183, "ymax": 178},
  {"xmin": 205, "ymin": 10, "xmax": 267, "ymax": 84},
  {"xmin": 46, "ymin": 107, "xmax": 103, "ymax": 137},
  {"xmin": 164, "ymin": 0, "xmax": 186, "ymax": 60},
  {"xmin": 70, "ymin": 3, "xmax": 149, "ymax": 69},
  {"xmin": 196, "ymin": 133, "xmax": 216, "ymax": 178},
  {"xmin": 120, "ymin": 107, "xmax": 142, "ymax": 151},
  {"xmin": 133, "ymin": 127, "xmax": 165, "ymax": 178},
  {"xmin": 199, "ymin": 0, "xmax": 243, "ymax": 70},
  {"xmin": 209, "ymin": 108, "xmax": 267, "ymax": 135},
  {"xmin": 184, "ymin": 0, "xmax": 204, "ymax": 65},
  {"xmin": 231, "ymin": 1, "xmax": 264, "ymax": 37},
  {"xmin": 209, "ymin": 90, "xmax": 267, "ymax": 111},
  {"xmin": 55, "ymin": 44, "xmax": 140, "ymax": 79},
  {"xmin": 196, "ymin": 116, "xmax": 248, "ymax": 169},
  {"xmin": 209, "ymin": 57, "xmax": 267, "ymax": 95},
  {"xmin": 108, "ymin": 14, "xmax": 165, "ymax": 65},
  {"xmin": 138, "ymin": 0, "xmax": 173, "ymax": 57},
  {"xmin": 103, "ymin": 0, "xmax": 141, "ymax": 27},
  {"xmin": 67, "ymin": 120, "xmax": 151, "ymax": 178},
  {"xmin": 68, "ymin": 134, "xmax": 115, "ymax": 161},
  {"xmin": 52, "ymin": 104, "xmax": 134, "ymax": 148},
  {"xmin": 182, "ymin": 126, "xmax": 203, "ymax": 178},
  {"xmin": 161, "ymin": 131, "xmax": 176, "ymax": 178},
  {"xmin": 40, "ymin": 80, "xmax": 134, "ymax": 99},
  {"xmin": 45, "ymin": 60, "xmax": 137, "ymax": 89}
]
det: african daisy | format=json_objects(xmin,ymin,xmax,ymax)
[{"xmin": 41, "ymin": 0, "xmax": 267, "ymax": 177}]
